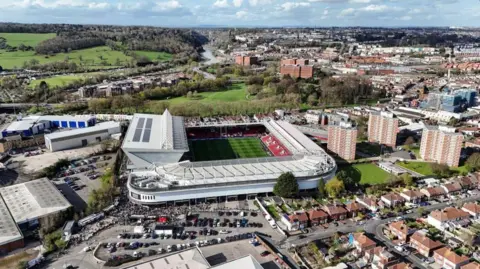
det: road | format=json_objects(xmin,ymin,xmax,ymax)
[
  {"xmin": 283, "ymin": 193, "xmax": 480, "ymax": 269},
  {"xmin": 193, "ymin": 67, "xmax": 216, "ymax": 80}
]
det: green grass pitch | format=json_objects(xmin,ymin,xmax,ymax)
[{"xmin": 190, "ymin": 138, "xmax": 269, "ymax": 161}]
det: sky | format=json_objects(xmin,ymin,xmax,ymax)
[{"xmin": 0, "ymin": 0, "xmax": 479, "ymax": 27}]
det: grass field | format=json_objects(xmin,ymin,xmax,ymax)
[
  {"xmin": 190, "ymin": 137, "xmax": 269, "ymax": 161},
  {"xmin": 28, "ymin": 72, "xmax": 107, "ymax": 88},
  {"xmin": 134, "ymin": 51, "xmax": 172, "ymax": 62},
  {"xmin": 0, "ymin": 32, "xmax": 56, "ymax": 46},
  {"xmin": 338, "ymin": 163, "xmax": 391, "ymax": 185},
  {"xmin": 168, "ymin": 83, "xmax": 247, "ymax": 105},
  {"xmin": 0, "ymin": 46, "xmax": 130, "ymax": 69},
  {"xmin": 397, "ymin": 161, "xmax": 469, "ymax": 176}
]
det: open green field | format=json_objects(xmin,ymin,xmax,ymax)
[
  {"xmin": 397, "ymin": 161, "xmax": 469, "ymax": 176},
  {"xmin": 190, "ymin": 137, "xmax": 269, "ymax": 161},
  {"xmin": 0, "ymin": 46, "xmax": 130, "ymax": 69},
  {"xmin": 338, "ymin": 163, "xmax": 391, "ymax": 185},
  {"xmin": 168, "ymin": 83, "xmax": 247, "ymax": 105},
  {"xmin": 29, "ymin": 75, "xmax": 85, "ymax": 88},
  {"xmin": 134, "ymin": 51, "xmax": 172, "ymax": 62},
  {"xmin": 0, "ymin": 33, "xmax": 56, "ymax": 46}
]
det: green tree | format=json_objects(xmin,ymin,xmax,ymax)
[
  {"xmin": 417, "ymin": 207, "xmax": 425, "ymax": 216},
  {"xmin": 273, "ymin": 172, "xmax": 299, "ymax": 198},
  {"xmin": 402, "ymin": 173, "xmax": 414, "ymax": 186},
  {"xmin": 17, "ymin": 261, "xmax": 28, "ymax": 269},
  {"xmin": 430, "ymin": 163, "xmax": 452, "ymax": 178},
  {"xmin": 318, "ymin": 179, "xmax": 326, "ymax": 199},
  {"xmin": 325, "ymin": 177, "xmax": 345, "ymax": 198},
  {"xmin": 404, "ymin": 136, "xmax": 415, "ymax": 149},
  {"xmin": 466, "ymin": 152, "xmax": 480, "ymax": 172},
  {"xmin": 115, "ymin": 58, "xmax": 121, "ymax": 66}
]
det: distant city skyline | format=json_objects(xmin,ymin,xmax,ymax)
[{"xmin": 0, "ymin": 0, "xmax": 479, "ymax": 27}]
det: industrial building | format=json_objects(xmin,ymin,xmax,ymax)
[
  {"xmin": 0, "ymin": 178, "xmax": 71, "ymax": 253},
  {"xmin": 368, "ymin": 111, "xmax": 399, "ymax": 147},
  {"xmin": 123, "ymin": 246, "xmax": 263, "ymax": 269},
  {"xmin": 45, "ymin": 121, "xmax": 121, "ymax": 152},
  {"xmin": 420, "ymin": 126, "xmax": 463, "ymax": 167},
  {"xmin": 124, "ymin": 110, "xmax": 336, "ymax": 205},
  {"xmin": 328, "ymin": 120, "xmax": 357, "ymax": 161}
]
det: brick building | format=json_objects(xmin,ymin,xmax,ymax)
[
  {"xmin": 420, "ymin": 126, "xmax": 463, "ymax": 167},
  {"xmin": 281, "ymin": 58, "xmax": 309, "ymax": 66},
  {"xmin": 409, "ymin": 231, "xmax": 444, "ymax": 257},
  {"xmin": 368, "ymin": 111, "xmax": 399, "ymax": 147},
  {"xmin": 280, "ymin": 65, "xmax": 314, "ymax": 79},
  {"xmin": 327, "ymin": 121, "xmax": 357, "ymax": 161},
  {"xmin": 235, "ymin": 55, "xmax": 259, "ymax": 66}
]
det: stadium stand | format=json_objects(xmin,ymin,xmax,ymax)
[{"xmin": 261, "ymin": 135, "xmax": 291, "ymax": 157}]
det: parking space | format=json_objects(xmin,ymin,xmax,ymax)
[{"xmin": 51, "ymin": 154, "xmax": 115, "ymax": 210}]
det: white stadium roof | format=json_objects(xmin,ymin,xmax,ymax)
[
  {"xmin": 0, "ymin": 178, "xmax": 71, "ymax": 224},
  {"xmin": 128, "ymin": 118, "xmax": 336, "ymax": 193},
  {"xmin": 0, "ymin": 196, "xmax": 23, "ymax": 246},
  {"xmin": 123, "ymin": 110, "xmax": 189, "ymax": 152},
  {"xmin": 123, "ymin": 247, "xmax": 210, "ymax": 269}
]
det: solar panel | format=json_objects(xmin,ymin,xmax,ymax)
[
  {"xmin": 136, "ymin": 118, "xmax": 145, "ymax": 129},
  {"xmin": 142, "ymin": 129, "xmax": 151, "ymax": 142},
  {"xmin": 132, "ymin": 128, "xmax": 143, "ymax": 142},
  {"xmin": 145, "ymin": 118, "xmax": 153, "ymax": 129}
]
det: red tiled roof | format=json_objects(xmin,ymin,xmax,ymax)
[
  {"xmin": 462, "ymin": 203, "xmax": 480, "ymax": 214},
  {"xmin": 430, "ymin": 207, "xmax": 470, "ymax": 222},
  {"xmin": 443, "ymin": 182, "xmax": 462, "ymax": 192},
  {"xmin": 410, "ymin": 232, "xmax": 443, "ymax": 250},
  {"xmin": 307, "ymin": 209, "xmax": 328, "ymax": 219},
  {"xmin": 288, "ymin": 212, "xmax": 309, "ymax": 223},
  {"xmin": 322, "ymin": 204, "xmax": 347, "ymax": 215},
  {"xmin": 388, "ymin": 262, "xmax": 413, "ymax": 269},
  {"xmin": 461, "ymin": 262, "xmax": 480, "ymax": 269},
  {"xmin": 434, "ymin": 247, "xmax": 470, "ymax": 265},
  {"xmin": 345, "ymin": 202, "xmax": 366, "ymax": 212},
  {"xmin": 353, "ymin": 233, "xmax": 376, "ymax": 249}
]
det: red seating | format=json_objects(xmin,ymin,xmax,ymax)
[{"xmin": 261, "ymin": 135, "xmax": 291, "ymax": 157}]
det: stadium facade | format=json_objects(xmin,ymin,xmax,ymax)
[{"xmin": 123, "ymin": 110, "xmax": 337, "ymax": 205}]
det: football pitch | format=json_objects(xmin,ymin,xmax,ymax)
[{"xmin": 190, "ymin": 138, "xmax": 269, "ymax": 161}]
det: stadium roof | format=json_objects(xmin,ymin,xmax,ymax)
[
  {"xmin": 263, "ymin": 120, "xmax": 323, "ymax": 155},
  {"xmin": 0, "ymin": 178, "xmax": 71, "ymax": 224},
  {"xmin": 123, "ymin": 247, "xmax": 210, "ymax": 269},
  {"xmin": 123, "ymin": 110, "xmax": 189, "ymax": 152},
  {"xmin": 211, "ymin": 255, "xmax": 263, "ymax": 269},
  {"xmin": 0, "ymin": 195, "xmax": 23, "ymax": 246}
]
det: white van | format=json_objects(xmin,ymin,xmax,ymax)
[{"xmin": 167, "ymin": 245, "xmax": 172, "ymax": 252}]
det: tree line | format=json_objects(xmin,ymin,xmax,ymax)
[{"xmin": 35, "ymin": 37, "xmax": 105, "ymax": 54}]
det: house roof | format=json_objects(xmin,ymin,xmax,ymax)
[
  {"xmin": 434, "ymin": 247, "xmax": 470, "ymax": 265},
  {"xmin": 461, "ymin": 262, "xmax": 480, "ymax": 269},
  {"xmin": 457, "ymin": 176, "xmax": 477, "ymax": 187},
  {"xmin": 410, "ymin": 232, "xmax": 444, "ymax": 250},
  {"xmin": 430, "ymin": 207, "xmax": 470, "ymax": 222},
  {"xmin": 322, "ymin": 204, "xmax": 347, "ymax": 215},
  {"xmin": 462, "ymin": 203, "xmax": 480, "ymax": 214},
  {"xmin": 308, "ymin": 209, "xmax": 328, "ymax": 219},
  {"xmin": 345, "ymin": 202, "xmax": 366, "ymax": 212},
  {"xmin": 442, "ymin": 182, "xmax": 463, "ymax": 192},
  {"xmin": 422, "ymin": 186, "xmax": 446, "ymax": 196},
  {"xmin": 288, "ymin": 212, "xmax": 309, "ymax": 223},
  {"xmin": 389, "ymin": 221, "xmax": 413, "ymax": 235},
  {"xmin": 387, "ymin": 262, "xmax": 412, "ymax": 269},
  {"xmin": 353, "ymin": 233, "xmax": 376, "ymax": 249},
  {"xmin": 381, "ymin": 193, "xmax": 406, "ymax": 202},
  {"xmin": 356, "ymin": 196, "xmax": 377, "ymax": 207},
  {"xmin": 401, "ymin": 190, "xmax": 425, "ymax": 199}
]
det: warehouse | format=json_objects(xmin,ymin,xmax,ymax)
[
  {"xmin": 45, "ymin": 121, "xmax": 121, "ymax": 152},
  {"xmin": 0, "ymin": 196, "xmax": 24, "ymax": 254},
  {"xmin": 1, "ymin": 119, "xmax": 51, "ymax": 137},
  {"xmin": 23, "ymin": 115, "xmax": 96, "ymax": 129}
]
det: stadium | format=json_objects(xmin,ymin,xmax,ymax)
[{"xmin": 122, "ymin": 110, "xmax": 336, "ymax": 205}]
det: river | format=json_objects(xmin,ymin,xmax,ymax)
[{"xmin": 200, "ymin": 46, "xmax": 220, "ymax": 65}]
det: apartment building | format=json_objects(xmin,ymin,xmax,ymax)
[
  {"xmin": 368, "ymin": 112, "xmax": 399, "ymax": 147},
  {"xmin": 280, "ymin": 65, "xmax": 314, "ymax": 79},
  {"xmin": 327, "ymin": 121, "xmax": 357, "ymax": 161},
  {"xmin": 420, "ymin": 126, "xmax": 463, "ymax": 167},
  {"xmin": 281, "ymin": 58, "xmax": 309, "ymax": 65},
  {"xmin": 235, "ymin": 55, "xmax": 259, "ymax": 66}
]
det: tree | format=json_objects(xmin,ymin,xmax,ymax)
[
  {"xmin": 273, "ymin": 172, "xmax": 299, "ymax": 198},
  {"xmin": 466, "ymin": 152, "xmax": 480, "ymax": 172},
  {"xmin": 186, "ymin": 91, "xmax": 193, "ymax": 99},
  {"xmin": 17, "ymin": 261, "xmax": 28, "ymax": 269},
  {"xmin": 318, "ymin": 179, "xmax": 326, "ymax": 199},
  {"xmin": 325, "ymin": 177, "xmax": 345, "ymax": 198},
  {"xmin": 402, "ymin": 173, "xmax": 414, "ymax": 186},
  {"xmin": 448, "ymin": 117, "xmax": 459, "ymax": 126},
  {"xmin": 115, "ymin": 58, "xmax": 121, "ymax": 66},
  {"xmin": 404, "ymin": 136, "xmax": 415, "ymax": 149},
  {"xmin": 430, "ymin": 163, "xmax": 452, "ymax": 178}
]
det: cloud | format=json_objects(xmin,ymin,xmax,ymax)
[
  {"xmin": 399, "ymin": 15, "xmax": 412, "ymax": 20},
  {"xmin": 280, "ymin": 2, "xmax": 310, "ymax": 11},
  {"xmin": 248, "ymin": 0, "xmax": 271, "ymax": 7},
  {"xmin": 232, "ymin": 0, "xmax": 243, "ymax": 7},
  {"xmin": 308, "ymin": 0, "xmax": 378, "ymax": 3},
  {"xmin": 338, "ymin": 7, "xmax": 355, "ymax": 17},
  {"xmin": 236, "ymin": 10, "xmax": 248, "ymax": 18},
  {"xmin": 213, "ymin": 0, "xmax": 229, "ymax": 8}
]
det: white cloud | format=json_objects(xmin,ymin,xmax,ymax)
[
  {"xmin": 248, "ymin": 0, "xmax": 271, "ymax": 7},
  {"xmin": 308, "ymin": 0, "xmax": 378, "ymax": 3},
  {"xmin": 236, "ymin": 10, "xmax": 248, "ymax": 18},
  {"xmin": 280, "ymin": 2, "xmax": 310, "ymax": 11},
  {"xmin": 320, "ymin": 8, "xmax": 328, "ymax": 19},
  {"xmin": 360, "ymin": 4, "xmax": 403, "ymax": 12},
  {"xmin": 213, "ymin": 0, "xmax": 229, "ymax": 8},
  {"xmin": 232, "ymin": 0, "xmax": 243, "ymax": 7},
  {"xmin": 399, "ymin": 15, "xmax": 412, "ymax": 20},
  {"xmin": 338, "ymin": 7, "xmax": 355, "ymax": 17}
]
